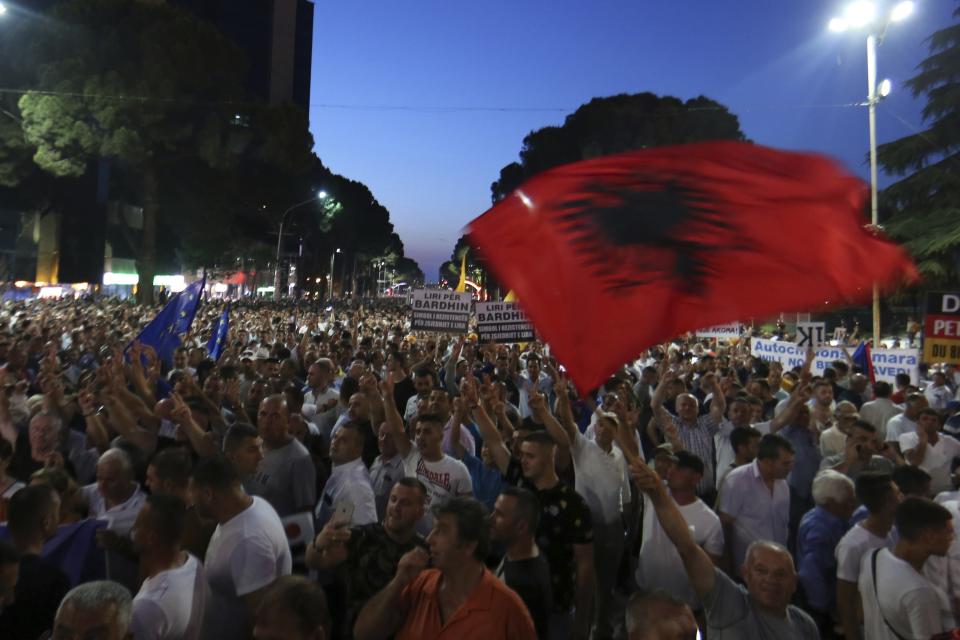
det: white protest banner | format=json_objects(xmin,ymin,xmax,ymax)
[
  {"xmin": 750, "ymin": 338, "xmax": 920, "ymax": 385},
  {"xmin": 476, "ymin": 301, "xmax": 535, "ymax": 343},
  {"xmin": 410, "ymin": 290, "xmax": 472, "ymax": 333},
  {"xmin": 696, "ymin": 323, "xmax": 741, "ymax": 340},
  {"xmin": 795, "ymin": 322, "xmax": 826, "ymax": 348}
]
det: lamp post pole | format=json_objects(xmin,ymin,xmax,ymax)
[
  {"xmin": 274, "ymin": 196, "xmax": 319, "ymax": 299},
  {"xmin": 329, "ymin": 248, "xmax": 340, "ymax": 300},
  {"xmin": 829, "ymin": 0, "xmax": 913, "ymax": 347},
  {"xmin": 866, "ymin": 33, "xmax": 882, "ymax": 348}
]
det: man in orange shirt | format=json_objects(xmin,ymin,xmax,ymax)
[{"xmin": 354, "ymin": 496, "xmax": 536, "ymax": 640}]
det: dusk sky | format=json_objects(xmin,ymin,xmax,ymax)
[{"xmin": 309, "ymin": 0, "xmax": 955, "ymax": 282}]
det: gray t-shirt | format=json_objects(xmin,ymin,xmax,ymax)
[
  {"xmin": 704, "ymin": 568, "xmax": 819, "ymax": 640},
  {"xmin": 245, "ymin": 439, "xmax": 316, "ymax": 518}
]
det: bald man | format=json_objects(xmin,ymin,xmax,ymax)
[
  {"xmin": 81, "ymin": 449, "xmax": 147, "ymax": 591},
  {"xmin": 632, "ymin": 457, "xmax": 818, "ymax": 639},
  {"xmin": 82, "ymin": 448, "xmax": 147, "ymax": 537},
  {"xmin": 246, "ymin": 395, "xmax": 316, "ymax": 517},
  {"xmin": 626, "ymin": 590, "xmax": 698, "ymax": 640}
]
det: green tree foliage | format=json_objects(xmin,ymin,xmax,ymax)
[
  {"xmin": 443, "ymin": 92, "xmax": 747, "ymax": 285},
  {"xmin": 877, "ymin": 4, "xmax": 960, "ymax": 284},
  {"xmin": 489, "ymin": 92, "xmax": 746, "ymax": 202},
  {"xmin": 17, "ymin": 0, "xmax": 246, "ymax": 303}
]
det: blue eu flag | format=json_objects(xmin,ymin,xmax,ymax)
[
  {"xmin": 132, "ymin": 276, "xmax": 205, "ymax": 366},
  {"xmin": 206, "ymin": 302, "xmax": 230, "ymax": 362}
]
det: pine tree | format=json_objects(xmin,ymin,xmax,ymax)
[{"xmin": 878, "ymin": 3, "xmax": 960, "ymax": 284}]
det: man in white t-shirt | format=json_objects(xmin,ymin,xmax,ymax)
[
  {"xmin": 900, "ymin": 408, "xmax": 960, "ymax": 495},
  {"xmin": 130, "ymin": 494, "xmax": 207, "ymax": 640},
  {"xmin": 715, "ymin": 398, "xmax": 753, "ymax": 488},
  {"xmin": 304, "ymin": 359, "xmax": 339, "ymax": 411},
  {"xmin": 860, "ymin": 381, "xmax": 902, "ymax": 434},
  {"xmin": 925, "ymin": 371, "xmax": 954, "ymax": 411},
  {"xmin": 859, "ymin": 497, "xmax": 956, "ymax": 640},
  {"xmin": 885, "ymin": 393, "xmax": 928, "ymax": 449},
  {"xmin": 192, "ymin": 456, "xmax": 291, "ymax": 640},
  {"xmin": 382, "ymin": 374, "xmax": 472, "ymax": 535},
  {"xmin": 835, "ymin": 472, "xmax": 901, "ymax": 640},
  {"xmin": 544, "ymin": 390, "xmax": 631, "ymax": 640},
  {"xmin": 636, "ymin": 450, "xmax": 724, "ymax": 610}
]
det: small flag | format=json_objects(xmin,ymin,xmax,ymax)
[
  {"xmin": 206, "ymin": 302, "xmax": 230, "ymax": 362},
  {"xmin": 455, "ymin": 254, "xmax": 467, "ymax": 293},
  {"xmin": 852, "ymin": 341, "xmax": 875, "ymax": 383},
  {"xmin": 131, "ymin": 275, "xmax": 205, "ymax": 367}
]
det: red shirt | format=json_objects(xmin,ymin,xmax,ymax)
[{"xmin": 396, "ymin": 567, "xmax": 536, "ymax": 640}]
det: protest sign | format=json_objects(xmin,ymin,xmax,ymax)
[
  {"xmin": 476, "ymin": 301, "xmax": 535, "ymax": 343},
  {"xmin": 924, "ymin": 291, "xmax": 960, "ymax": 364},
  {"xmin": 695, "ymin": 323, "xmax": 741, "ymax": 340},
  {"xmin": 750, "ymin": 338, "xmax": 919, "ymax": 385},
  {"xmin": 410, "ymin": 290, "xmax": 472, "ymax": 333},
  {"xmin": 795, "ymin": 322, "xmax": 826, "ymax": 348}
]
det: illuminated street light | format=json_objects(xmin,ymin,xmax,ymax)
[
  {"xmin": 829, "ymin": 17, "xmax": 849, "ymax": 31},
  {"xmin": 0, "ymin": 3, "xmax": 7, "ymax": 16},
  {"xmin": 844, "ymin": 0, "xmax": 877, "ymax": 27},
  {"xmin": 274, "ymin": 191, "xmax": 325, "ymax": 298},
  {"xmin": 890, "ymin": 0, "xmax": 914, "ymax": 22},
  {"xmin": 828, "ymin": 0, "xmax": 914, "ymax": 347}
]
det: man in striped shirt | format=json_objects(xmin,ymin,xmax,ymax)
[{"xmin": 652, "ymin": 368, "xmax": 726, "ymax": 502}]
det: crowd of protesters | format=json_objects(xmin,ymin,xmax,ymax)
[{"xmin": 0, "ymin": 295, "xmax": 959, "ymax": 640}]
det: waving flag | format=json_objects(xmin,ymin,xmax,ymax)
[
  {"xmin": 206, "ymin": 302, "xmax": 230, "ymax": 361},
  {"xmin": 852, "ymin": 341, "xmax": 875, "ymax": 383},
  {"xmin": 468, "ymin": 141, "xmax": 918, "ymax": 393},
  {"xmin": 132, "ymin": 275, "xmax": 205, "ymax": 367}
]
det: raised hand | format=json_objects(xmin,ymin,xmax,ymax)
[
  {"xmin": 394, "ymin": 547, "xmax": 429, "ymax": 588},
  {"xmin": 629, "ymin": 458, "xmax": 664, "ymax": 496}
]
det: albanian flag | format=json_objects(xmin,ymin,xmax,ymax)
[{"xmin": 467, "ymin": 141, "xmax": 918, "ymax": 393}]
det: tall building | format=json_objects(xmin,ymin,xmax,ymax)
[
  {"xmin": 169, "ymin": 0, "xmax": 315, "ymax": 110},
  {"xmin": 4, "ymin": 0, "xmax": 315, "ymax": 287}
]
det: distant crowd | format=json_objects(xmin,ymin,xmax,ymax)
[{"xmin": 0, "ymin": 295, "xmax": 958, "ymax": 640}]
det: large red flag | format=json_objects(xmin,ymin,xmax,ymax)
[{"xmin": 467, "ymin": 141, "xmax": 919, "ymax": 393}]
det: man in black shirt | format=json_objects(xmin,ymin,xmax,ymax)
[
  {"xmin": 306, "ymin": 477, "xmax": 428, "ymax": 636},
  {"xmin": 518, "ymin": 431, "xmax": 594, "ymax": 640},
  {"xmin": 0, "ymin": 483, "xmax": 70, "ymax": 639},
  {"xmin": 491, "ymin": 486, "xmax": 553, "ymax": 639}
]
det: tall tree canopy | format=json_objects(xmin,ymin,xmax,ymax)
[
  {"xmin": 878, "ymin": 3, "xmax": 960, "ymax": 284},
  {"xmin": 17, "ymin": 0, "xmax": 246, "ymax": 303},
  {"xmin": 0, "ymin": 0, "xmax": 421, "ymax": 298},
  {"xmin": 441, "ymin": 92, "xmax": 747, "ymax": 283}
]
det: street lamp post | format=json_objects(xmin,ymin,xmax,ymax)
[
  {"xmin": 329, "ymin": 248, "xmax": 340, "ymax": 300},
  {"xmin": 829, "ymin": 0, "xmax": 914, "ymax": 348},
  {"xmin": 274, "ymin": 192, "xmax": 324, "ymax": 299}
]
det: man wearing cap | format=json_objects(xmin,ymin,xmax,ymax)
[{"xmin": 636, "ymin": 451, "xmax": 724, "ymax": 614}]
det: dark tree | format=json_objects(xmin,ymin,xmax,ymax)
[{"xmin": 878, "ymin": 3, "xmax": 960, "ymax": 284}]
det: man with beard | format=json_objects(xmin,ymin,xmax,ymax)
[{"xmin": 306, "ymin": 478, "xmax": 428, "ymax": 636}]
